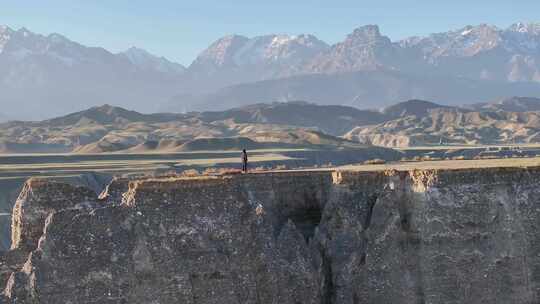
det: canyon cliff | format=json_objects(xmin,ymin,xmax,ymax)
[{"xmin": 2, "ymin": 167, "xmax": 540, "ymax": 303}]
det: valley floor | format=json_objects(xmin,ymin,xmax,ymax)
[{"xmin": 340, "ymin": 157, "xmax": 540, "ymax": 171}]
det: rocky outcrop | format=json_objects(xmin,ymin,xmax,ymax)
[
  {"xmin": 98, "ymin": 176, "xmax": 131, "ymax": 205},
  {"xmin": 10, "ymin": 179, "xmax": 98, "ymax": 253},
  {"xmin": 1, "ymin": 179, "xmax": 100, "ymax": 301},
  {"xmin": 3, "ymin": 167, "xmax": 540, "ymax": 303}
]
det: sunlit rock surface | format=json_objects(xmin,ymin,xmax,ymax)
[{"xmin": 2, "ymin": 167, "xmax": 540, "ymax": 303}]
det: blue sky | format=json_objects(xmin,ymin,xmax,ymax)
[{"xmin": 1, "ymin": 0, "xmax": 539, "ymax": 65}]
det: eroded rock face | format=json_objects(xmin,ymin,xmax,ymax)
[
  {"xmin": 3, "ymin": 168, "xmax": 540, "ymax": 303},
  {"xmin": 98, "ymin": 176, "xmax": 132, "ymax": 205},
  {"xmin": 10, "ymin": 179, "xmax": 98, "ymax": 252}
]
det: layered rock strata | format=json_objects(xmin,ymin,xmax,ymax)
[{"xmin": 2, "ymin": 167, "xmax": 540, "ymax": 303}]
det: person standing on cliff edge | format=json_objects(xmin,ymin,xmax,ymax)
[{"xmin": 241, "ymin": 149, "xmax": 248, "ymax": 173}]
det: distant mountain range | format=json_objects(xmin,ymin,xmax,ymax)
[
  {"xmin": 186, "ymin": 23, "xmax": 540, "ymax": 86},
  {"xmin": 3, "ymin": 97, "xmax": 540, "ymax": 153},
  {"xmin": 2, "ymin": 23, "xmax": 540, "ymax": 119},
  {"xmin": 0, "ymin": 26, "xmax": 185, "ymax": 119}
]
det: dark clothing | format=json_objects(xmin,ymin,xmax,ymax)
[{"xmin": 241, "ymin": 151, "xmax": 248, "ymax": 173}]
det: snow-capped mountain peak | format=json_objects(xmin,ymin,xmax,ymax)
[
  {"xmin": 503, "ymin": 22, "xmax": 540, "ymax": 54},
  {"xmin": 508, "ymin": 22, "xmax": 540, "ymax": 34},
  {"xmin": 2, "ymin": 21, "xmax": 540, "ymax": 121},
  {"xmin": 0, "ymin": 27, "xmax": 104, "ymax": 66},
  {"xmin": 234, "ymin": 34, "xmax": 328, "ymax": 65},
  {"xmin": 461, "ymin": 30, "xmax": 472, "ymax": 36},
  {"xmin": 190, "ymin": 33, "xmax": 328, "ymax": 71},
  {"xmin": 0, "ymin": 25, "xmax": 13, "ymax": 36},
  {"xmin": 400, "ymin": 24, "xmax": 503, "ymax": 58},
  {"xmin": 270, "ymin": 34, "xmax": 297, "ymax": 47},
  {"xmin": 0, "ymin": 25, "xmax": 186, "ymax": 75}
]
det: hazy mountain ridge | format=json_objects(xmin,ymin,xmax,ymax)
[
  {"xmin": 2, "ymin": 22, "xmax": 540, "ymax": 119},
  {"xmin": 306, "ymin": 25, "xmax": 400, "ymax": 73},
  {"xmin": 121, "ymin": 47, "xmax": 186, "ymax": 74},
  {"xmin": 189, "ymin": 34, "xmax": 329, "ymax": 72},
  {"xmin": 469, "ymin": 96, "xmax": 540, "ymax": 112},
  {"xmin": 174, "ymin": 22, "xmax": 540, "ymax": 112},
  {"xmin": 186, "ymin": 33, "xmax": 330, "ymax": 91},
  {"xmin": 0, "ymin": 25, "xmax": 186, "ymax": 120},
  {"xmin": 4, "ymin": 98, "xmax": 540, "ymax": 153},
  {"xmin": 172, "ymin": 70, "xmax": 540, "ymax": 112},
  {"xmin": 394, "ymin": 23, "xmax": 540, "ymax": 82},
  {"xmin": 382, "ymin": 99, "xmax": 452, "ymax": 118},
  {"xmin": 346, "ymin": 97, "xmax": 540, "ymax": 147},
  {"xmin": 0, "ymin": 26, "xmax": 186, "ymax": 73},
  {"xmin": 194, "ymin": 23, "xmax": 540, "ymax": 83},
  {"xmin": 196, "ymin": 101, "xmax": 386, "ymax": 135},
  {"xmin": 0, "ymin": 102, "xmax": 373, "ymax": 154}
]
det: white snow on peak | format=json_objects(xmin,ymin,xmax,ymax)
[
  {"xmin": 503, "ymin": 23, "xmax": 540, "ymax": 53},
  {"xmin": 516, "ymin": 22, "xmax": 528, "ymax": 33},
  {"xmin": 508, "ymin": 22, "xmax": 540, "ymax": 35},
  {"xmin": 270, "ymin": 35, "xmax": 296, "ymax": 47},
  {"xmin": 461, "ymin": 29, "xmax": 473, "ymax": 36},
  {"xmin": 196, "ymin": 33, "xmax": 327, "ymax": 68},
  {"xmin": 233, "ymin": 34, "xmax": 327, "ymax": 65}
]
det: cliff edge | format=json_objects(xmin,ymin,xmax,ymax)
[{"xmin": 2, "ymin": 166, "xmax": 540, "ymax": 303}]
